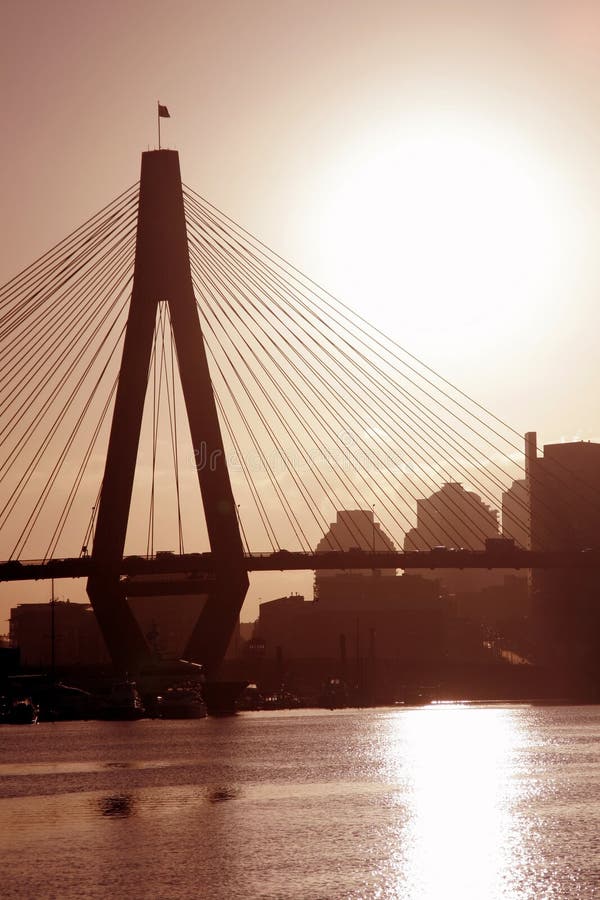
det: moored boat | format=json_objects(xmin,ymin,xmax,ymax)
[
  {"xmin": 4, "ymin": 696, "xmax": 39, "ymax": 724},
  {"xmin": 96, "ymin": 680, "xmax": 145, "ymax": 720},
  {"xmin": 156, "ymin": 688, "xmax": 207, "ymax": 719}
]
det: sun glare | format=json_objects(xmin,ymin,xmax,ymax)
[
  {"xmin": 381, "ymin": 706, "xmax": 526, "ymax": 899},
  {"xmin": 316, "ymin": 113, "xmax": 579, "ymax": 356}
]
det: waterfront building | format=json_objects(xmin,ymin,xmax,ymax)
[
  {"xmin": 9, "ymin": 591, "xmax": 240, "ymax": 669},
  {"xmin": 256, "ymin": 577, "xmax": 448, "ymax": 665},
  {"xmin": 9, "ymin": 601, "xmax": 110, "ymax": 667},
  {"xmin": 528, "ymin": 434, "xmax": 600, "ymax": 689}
]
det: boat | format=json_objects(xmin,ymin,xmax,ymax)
[
  {"xmin": 37, "ymin": 682, "xmax": 98, "ymax": 722},
  {"xmin": 96, "ymin": 680, "xmax": 145, "ymax": 720},
  {"xmin": 155, "ymin": 688, "xmax": 207, "ymax": 719},
  {"xmin": 318, "ymin": 677, "xmax": 350, "ymax": 709},
  {"xmin": 202, "ymin": 680, "xmax": 248, "ymax": 715},
  {"xmin": 3, "ymin": 696, "xmax": 39, "ymax": 724},
  {"xmin": 261, "ymin": 689, "xmax": 303, "ymax": 710}
]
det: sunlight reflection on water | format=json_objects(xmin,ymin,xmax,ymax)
[
  {"xmin": 383, "ymin": 707, "xmax": 522, "ymax": 899},
  {"xmin": 1, "ymin": 707, "xmax": 599, "ymax": 899},
  {"xmin": 370, "ymin": 705, "xmax": 597, "ymax": 900}
]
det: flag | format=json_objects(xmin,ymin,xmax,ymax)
[{"xmin": 158, "ymin": 104, "xmax": 170, "ymax": 118}]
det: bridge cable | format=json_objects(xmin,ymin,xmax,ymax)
[
  {"xmin": 186, "ymin": 197, "xmax": 575, "ymax": 545},
  {"xmin": 0, "ymin": 183, "xmax": 138, "ymax": 312},
  {"xmin": 192, "ymin": 273, "xmax": 316, "ymax": 551},
  {"xmin": 185, "ymin": 187, "xmax": 600, "ymax": 531},
  {"xmin": 186, "ymin": 212, "xmax": 509, "ymax": 549},
  {"xmin": 189, "ymin": 227, "xmax": 437, "ymax": 549},
  {"xmin": 187, "ymin": 212, "xmax": 509, "ymax": 550}
]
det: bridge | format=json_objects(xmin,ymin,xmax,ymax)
[
  {"xmin": 1, "ymin": 547, "xmax": 600, "ymax": 583},
  {"xmin": 1, "ymin": 146, "xmax": 597, "ymax": 677}
]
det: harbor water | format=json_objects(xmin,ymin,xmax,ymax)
[{"xmin": 1, "ymin": 705, "xmax": 600, "ymax": 899}]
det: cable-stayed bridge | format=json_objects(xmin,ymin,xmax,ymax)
[{"xmin": 1, "ymin": 149, "xmax": 597, "ymax": 676}]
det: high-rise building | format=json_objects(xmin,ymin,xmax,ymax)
[
  {"xmin": 529, "ymin": 438, "xmax": 600, "ymax": 551},
  {"xmin": 502, "ymin": 478, "xmax": 530, "ymax": 548},
  {"xmin": 316, "ymin": 509, "xmax": 395, "ymax": 554},
  {"xmin": 528, "ymin": 434, "xmax": 600, "ymax": 690},
  {"xmin": 315, "ymin": 509, "xmax": 396, "ymax": 583},
  {"xmin": 405, "ymin": 481, "xmax": 499, "ymax": 550},
  {"xmin": 404, "ymin": 482, "xmax": 501, "ymax": 593}
]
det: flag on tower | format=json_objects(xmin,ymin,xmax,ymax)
[{"xmin": 158, "ymin": 104, "xmax": 170, "ymax": 118}]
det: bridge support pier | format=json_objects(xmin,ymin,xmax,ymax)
[{"xmin": 87, "ymin": 150, "xmax": 248, "ymax": 676}]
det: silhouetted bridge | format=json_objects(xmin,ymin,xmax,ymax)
[
  {"xmin": 1, "ymin": 547, "xmax": 598, "ymax": 585},
  {"xmin": 3, "ymin": 145, "xmax": 598, "ymax": 676}
]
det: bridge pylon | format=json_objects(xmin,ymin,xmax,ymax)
[{"xmin": 87, "ymin": 150, "xmax": 248, "ymax": 675}]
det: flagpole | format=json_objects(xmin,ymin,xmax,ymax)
[{"xmin": 157, "ymin": 101, "xmax": 161, "ymax": 150}]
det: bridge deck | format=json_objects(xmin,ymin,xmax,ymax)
[{"xmin": 0, "ymin": 548, "xmax": 599, "ymax": 582}]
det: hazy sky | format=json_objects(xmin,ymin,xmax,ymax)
[{"xmin": 2, "ymin": 0, "xmax": 600, "ymax": 625}]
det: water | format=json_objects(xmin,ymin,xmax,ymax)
[{"xmin": 1, "ymin": 705, "xmax": 599, "ymax": 899}]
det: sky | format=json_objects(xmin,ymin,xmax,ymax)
[{"xmin": 2, "ymin": 0, "xmax": 600, "ymax": 626}]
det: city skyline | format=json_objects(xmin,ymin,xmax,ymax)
[
  {"xmin": 3, "ymin": 8, "xmax": 600, "ymax": 897},
  {"xmin": 3, "ymin": 1, "xmax": 600, "ymax": 629}
]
